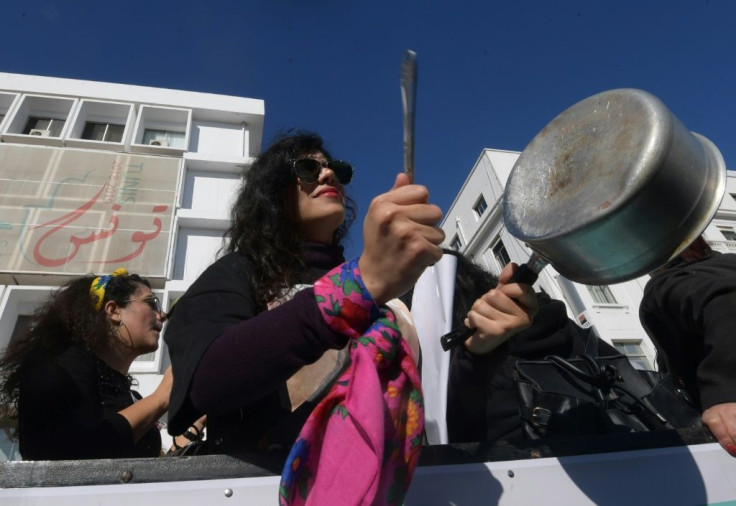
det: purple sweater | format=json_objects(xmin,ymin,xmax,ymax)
[{"xmin": 164, "ymin": 244, "xmax": 351, "ymax": 452}]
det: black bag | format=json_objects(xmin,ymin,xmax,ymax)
[{"xmin": 514, "ymin": 354, "xmax": 701, "ymax": 440}]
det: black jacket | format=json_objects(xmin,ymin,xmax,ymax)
[
  {"xmin": 164, "ymin": 246, "xmax": 347, "ymax": 453},
  {"xmin": 640, "ymin": 251, "xmax": 736, "ymax": 410},
  {"xmin": 18, "ymin": 345, "xmax": 161, "ymax": 460}
]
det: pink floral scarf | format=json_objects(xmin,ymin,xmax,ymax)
[{"xmin": 279, "ymin": 259, "xmax": 424, "ymax": 505}]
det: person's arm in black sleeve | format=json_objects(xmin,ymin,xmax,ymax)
[
  {"xmin": 165, "ymin": 254, "xmax": 348, "ymax": 433},
  {"xmin": 165, "ymin": 255, "xmax": 262, "ymax": 434},
  {"xmin": 19, "ymin": 355, "xmax": 138, "ymax": 460},
  {"xmin": 642, "ymin": 262, "xmax": 736, "ymax": 457},
  {"xmin": 697, "ymin": 288, "xmax": 736, "ymax": 457},
  {"xmin": 695, "ymin": 289, "xmax": 736, "ymax": 409}
]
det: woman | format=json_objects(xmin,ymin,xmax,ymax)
[
  {"xmin": 164, "ymin": 132, "xmax": 448, "ymax": 501},
  {"xmin": 440, "ymin": 250, "xmax": 616, "ymax": 443},
  {"xmin": 640, "ymin": 237, "xmax": 736, "ymax": 456},
  {"xmin": 165, "ymin": 132, "xmax": 447, "ymax": 451},
  {"xmin": 0, "ymin": 269, "xmax": 173, "ymax": 460}
]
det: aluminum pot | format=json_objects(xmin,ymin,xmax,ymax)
[{"xmin": 502, "ymin": 88, "xmax": 726, "ymax": 285}]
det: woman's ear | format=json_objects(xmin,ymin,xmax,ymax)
[{"xmin": 104, "ymin": 300, "xmax": 122, "ymax": 326}]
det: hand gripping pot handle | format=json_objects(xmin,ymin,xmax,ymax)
[{"xmin": 440, "ymin": 253, "xmax": 544, "ymax": 351}]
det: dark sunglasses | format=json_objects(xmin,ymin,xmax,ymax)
[
  {"xmin": 122, "ymin": 296, "xmax": 164, "ymax": 314},
  {"xmin": 292, "ymin": 158, "xmax": 354, "ymax": 185}
]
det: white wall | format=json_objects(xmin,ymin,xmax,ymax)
[
  {"xmin": 172, "ymin": 227, "xmax": 224, "ymax": 282},
  {"xmin": 181, "ymin": 170, "xmax": 241, "ymax": 217},
  {"xmin": 190, "ymin": 120, "xmax": 248, "ymax": 158}
]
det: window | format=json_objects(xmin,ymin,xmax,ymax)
[
  {"xmin": 718, "ymin": 226, "xmax": 736, "ymax": 241},
  {"xmin": 9, "ymin": 315, "xmax": 33, "ymax": 346},
  {"xmin": 449, "ymin": 234, "xmax": 463, "ymax": 251},
  {"xmin": 0, "ymin": 93, "xmax": 18, "ymax": 128},
  {"xmin": 0, "ymin": 430, "xmax": 21, "ymax": 462},
  {"xmin": 588, "ymin": 285, "xmax": 617, "ymax": 304},
  {"xmin": 613, "ymin": 341, "xmax": 652, "ymax": 370},
  {"xmin": 67, "ymin": 100, "xmax": 133, "ymax": 150},
  {"xmin": 132, "ymin": 104, "xmax": 190, "ymax": 153},
  {"xmin": 143, "ymin": 128, "xmax": 186, "ymax": 149},
  {"xmin": 491, "ymin": 237, "xmax": 511, "ymax": 270},
  {"xmin": 473, "ymin": 195, "xmax": 488, "ymax": 218},
  {"xmin": 2, "ymin": 315, "xmax": 34, "ymax": 461},
  {"xmin": 0, "ymin": 288, "xmax": 52, "ymax": 353},
  {"xmin": 81, "ymin": 122, "xmax": 124, "ymax": 143},
  {"xmin": 22, "ymin": 116, "xmax": 65, "ymax": 137}
]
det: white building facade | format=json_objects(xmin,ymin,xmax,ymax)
[
  {"xmin": 0, "ymin": 73, "xmax": 264, "ymax": 461},
  {"xmin": 442, "ymin": 148, "xmax": 736, "ymax": 371}
]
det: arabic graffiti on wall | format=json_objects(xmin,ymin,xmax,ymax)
[{"xmin": 0, "ymin": 144, "xmax": 180, "ymax": 277}]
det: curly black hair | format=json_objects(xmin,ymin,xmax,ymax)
[
  {"xmin": 442, "ymin": 249, "xmax": 500, "ymax": 327},
  {"xmin": 225, "ymin": 131, "xmax": 357, "ymax": 305},
  {"xmin": 0, "ymin": 273, "xmax": 150, "ymax": 418}
]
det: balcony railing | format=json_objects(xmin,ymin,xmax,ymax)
[{"xmin": 706, "ymin": 240, "xmax": 736, "ymax": 253}]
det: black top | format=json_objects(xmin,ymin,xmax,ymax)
[
  {"xmin": 640, "ymin": 251, "xmax": 736, "ymax": 410},
  {"xmin": 164, "ymin": 244, "xmax": 348, "ymax": 453},
  {"xmin": 446, "ymin": 292, "xmax": 616, "ymax": 443},
  {"xmin": 18, "ymin": 345, "xmax": 161, "ymax": 460}
]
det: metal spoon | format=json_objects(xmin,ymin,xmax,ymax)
[{"xmin": 401, "ymin": 50, "xmax": 417, "ymax": 182}]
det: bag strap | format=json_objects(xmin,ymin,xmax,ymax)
[
  {"xmin": 584, "ymin": 330, "xmax": 599, "ymax": 357},
  {"xmin": 546, "ymin": 355, "xmax": 597, "ymax": 382},
  {"xmin": 545, "ymin": 355, "xmax": 618, "ymax": 393},
  {"xmin": 609, "ymin": 382, "xmax": 668, "ymax": 426},
  {"xmin": 545, "ymin": 355, "xmax": 668, "ymax": 425}
]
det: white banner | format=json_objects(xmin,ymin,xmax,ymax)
[{"xmin": 411, "ymin": 253, "xmax": 458, "ymax": 445}]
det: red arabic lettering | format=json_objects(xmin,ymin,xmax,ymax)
[
  {"xmin": 32, "ymin": 185, "xmax": 107, "ymax": 267},
  {"xmin": 99, "ymin": 215, "xmax": 163, "ymax": 264},
  {"xmin": 33, "ymin": 189, "xmax": 169, "ymax": 268}
]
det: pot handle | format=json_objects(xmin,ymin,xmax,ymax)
[
  {"xmin": 508, "ymin": 263, "xmax": 539, "ymax": 285},
  {"xmin": 440, "ymin": 325, "xmax": 474, "ymax": 351}
]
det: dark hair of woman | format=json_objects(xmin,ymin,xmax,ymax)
[
  {"xmin": 445, "ymin": 249, "xmax": 552, "ymax": 329},
  {"xmin": 225, "ymin": 131, "xmax": 357, "ymax": 306},
  {"xmin": 0, "ymin": 273, "xmax": 150, "ymax": 413},
  {"xmin": 442, "ymin": 249, "xmax": 500, "ymax": 327}
]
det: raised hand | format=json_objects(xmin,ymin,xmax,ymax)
[{"xmin": 359, "ymin": 173, "xmax": 444, "ymax": 305}]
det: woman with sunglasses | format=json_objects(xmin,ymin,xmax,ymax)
[
  {"xmin": 0, "ymin": 269, "xmax": 177, "ymax": 460},
  {"xmin": 164, "ymin": 131, "xmax": 444, "ymax": 470}
]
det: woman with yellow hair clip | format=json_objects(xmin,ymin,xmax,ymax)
[{"xmin": 0, "ymin": 269, "xmax": 176, "ymax": 459}]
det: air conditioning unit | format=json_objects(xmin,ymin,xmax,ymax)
[
  {"xmin": 149, "ymin": 139, "xmax": 168, "ymax": 147},
  {"xmin": 29, "ymin": 129, "xmax": 52, "ymax": 137}
]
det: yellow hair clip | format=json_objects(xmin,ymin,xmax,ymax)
[{"xmin": 90, "ymin": 268, "xmax": 129, "ymax": 311}]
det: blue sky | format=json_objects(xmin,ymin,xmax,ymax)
[{"xmin": 2, "ymin": 1, "xmax": 734, "ymax": 259}]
